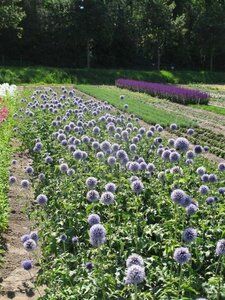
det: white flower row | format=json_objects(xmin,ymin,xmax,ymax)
[{"xmin": 0, "ymin": 83, "xmax": 17, "ymax": 97}]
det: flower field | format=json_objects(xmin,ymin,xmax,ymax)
[
  {"xmin": 115, "ymin": 79, "xmax": 210, "ymax": 105},
  {"xmin": 2, "ymin": 85, "xmax": 225, "ymax": 300}
]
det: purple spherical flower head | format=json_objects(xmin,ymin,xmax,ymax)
[
  {"xmin": 36, "ymin": 194, "xmax": 48, "ymax": 205},
  {"xmin": 187, "ymin": 128, "xmax": 194, "ymax": 135},
  {"xmin": 67, "ymin": 168, "xmax": 75, "ymax": 176},
  {"xmin": 22, "ymin": 259, "xmax": 32, "ymax": 271},
  {"xmin": 30, "ymin": 231, "xmax": 38, "ymax": 242},
  {"xmin": 129, "ymin": 162, "xmax": 140, "ymax": 172},
  {"xmin": 173, "ymin": 247, "xmax": 191, "ymax": 264},
  {"xmin": 12, "ymin": 159, "xmax": 17, "ymax": 165},
  {"xmin": 206, "ymin": 197, "xmax": 215, "ymax": 204},
  {"xmin": 186, "ymin": 204, "xmax": 198, "ymax": 215},
  {"xmin": 194, "ymin": 145, "xmax": 203, "ymax": 155},
  {"xmin": 9, "ymin": 176, "xmax": 17, "ymax": 185},
  {"xmin": 21, "ymin": 179, "xmax": 30, "ymax": 189},
  {"xmin": 197, "ymin": 167, "xmax": 206, "ymax": 176},
  {"xmin": 88, "ymin": 214, "xmax": 101, "ymax": 226},
  {"xmin": 73, "ymin": 150, "xmax": 83, "ymax": 160},
  {"xmin": 170, "ymin": 123, "xmax": 177, "ymax": 130},
  {"xmin": 199, "ymin": 185, "xmax": 209, "ymax": 195},
  {"xmin": 100, "ymin": 192, "xmax": 115, "ymax": 205},
  {"xmin": 174, "ymin": 137, "xmax": 189, "ymax": 152},
  {"xmin": 59, "ymin": 234, "xmax": 67, "ymax": 242},
  {"xmin": 125, "ymin": 265, "xmax": 145, "ymax": 284},
  {"xmin": 171, "ymin": 189, "xmax": 186, "ymax": 204},
  {"xmin": 23, "ymin": 239, "xmax": 37, "ymax": 252},
  {"xmin": 86, "ymin": 262, "xmax": 94, "ymax": 271},
  {"xmin": 86, "ymin": 190, "xmax": 99, "ymax": 202},
  {"xmin": 45, "ymin": 155, "xmax": 53, "ymax": 164},
  {"xmin": 72, "ymin": 236, "xmax": 79, "ymax": 244},
  {"xmin": 89, "ymin": 224, "xmax": 106, "ymax": 247},
  {"xmin": 21, "ymin": 234, "xmax": 30, "ymax": 243},
  {"xmin": 186, "ymin": 150, "xmax": 195, "ymax": 159},
  {"xmin": 201, "ymin": 174, "xmax": 209, "ymax": 183},
  {"xmin": 107, "ymin": 156, "xmax": 116, "ymax": 166},
  {"xmin": 169, "ymin": 151, "xmax": 180, "ymax": 162},
  {"xmin": 182, "ymin": 228, "xmax": 197, "ymax": 243},
  {"xmin": 59, "ymin": 163, "xmax": 68, "ymax": 173},
  {"xmin": 218, "ymin": 162, "xmax": 225, "ymax": 172},
  {"xmin": 126, "ymin": 254, "xmax": 144, "ymax": 268},
  {"xmin": 180, "ymin": 195, "xmax": 192, "ymax": 207},
  {"xmin": 96, "ymin": 151, "xmax": 105, "ymax": 160},
  {"xmin": 147, "ymin": 163, "xmax": 155, "ymax": 172},
  {"xmin": 130, "ymin": 176, "xmax": 139, "ymax": 182},
  {"xmin": 216, "ymin": 239, "xmax": 225, "ymax": 256},
  {"xmin": 162, "ymin": 150, "xmax": 171, "ymax": 161},
  {"xmin": 25, "ymin": 166, "xmax": 34, "ymax": 175},
  {"xmin": 38, "ymin": 173, "xmax": 45, "ymax": 181},
  {"xmin": 131, "ymin": 180, "xmax": 144, "ymax": 194},
  {"xmin": 209, "ymin": 174, "xmax": 217, "ymax": 183},
  {"xmin": 86, "ymin": 177, "xmax": 98, "ymax": 189},
  {"xmin": 218, "ymin": 187, "xmax": 225, "ymax": 194},
  {"xmin": 105, "ymin": 183, "xmax": 117, "ymax": 193}
]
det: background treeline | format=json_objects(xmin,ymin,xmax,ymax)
[{"xmin": 1, "ymin": 0, "xmax": 225, "ymax": 71}]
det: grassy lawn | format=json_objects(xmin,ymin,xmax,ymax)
[
  {"xmin": 76, "ymin": 84, "xmax": 195, "ymax": 127},
  {"xmin": 190, "ymin": 104, "xmax": 225, "ymax": 115},
  {"xmin": 1, "ymin": 66, "xmax": 225, "ymax": 85}
]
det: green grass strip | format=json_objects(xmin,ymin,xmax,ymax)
[
  {"xmin": 190, "ymin": 104, "xmax": 225, "ymax": 116},
  {"xmin": 1, "ymin": 66, "xmax": 225, "ymax": 85},
  {"xmin": 77, "ymin": 84, "xmax": 195, "ymax": 127}
]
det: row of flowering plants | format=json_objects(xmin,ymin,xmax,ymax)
[
  {"xmin": 12, "ymin": 87, "xmax": 225, "ymax": 299},
  {"xmin": 0, "ymin": 89, "xmax": 18, "ymax": 255},
  {"xmin": 115, "ymin": 79, "xmax": 210, "ymax": 105}
]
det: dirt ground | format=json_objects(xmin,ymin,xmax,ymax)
[{"xmin": 0, "ymin": 141, "xmax": 43, "ymax": 300}]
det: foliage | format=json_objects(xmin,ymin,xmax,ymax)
[
  {"xmin": 0, "ymin": 92, "xmax": 19, "ymax": 263},
  {"xmin": 76, "ymin": 84, "xmax": 194, "ymax": 127},
  {"xmin": 0, "ymin": 0, "xmax": 25, "ymax": 31},
  {"xmin": 14, "ymin": 86, "xmax": 225, "ymax": 299},
  {"xmin": 1, "ymin": 67, "xmax": 225, "ymax": 85},
  {"xmin": 0, "ymin": 0, "xmax": 225, "ymax": 70}
]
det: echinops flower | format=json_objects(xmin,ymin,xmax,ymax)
[
  {"xmin": 125, "ymin": 265, "xmax": 145, "ymax": 284},
  {"xmin": 88, "ymin": 214, "xmax": 101, "ymax": 226},
  {"xmin": 173, "ymin": 247, "xmax": 191, "ymax": 264},
  {"xmin": 89, "ymin": 224, "xmax": 106, "ymax": 247}
]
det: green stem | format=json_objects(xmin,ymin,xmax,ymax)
[
  {"xmin": 134, "ymin": 284, "xmax": 138, "ymax": 300},
  {"xmin": 178, "ymin": 264, "xmax": 183, "ymax": 298},
  {"xmin": 217, "ymin": 257, "xmax": 224, "ymax": 300}
]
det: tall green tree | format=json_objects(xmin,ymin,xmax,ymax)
[
  {"xmin": 136, "ymin": 0, "xmax": 185, "ymax": 70},
  {"xmin": 0, "ymin": 0, "xmax": 25, "ymax": 30},
  {"xmin": 193, "ymin": 0, "xmax": 225, "ymax": 71}
]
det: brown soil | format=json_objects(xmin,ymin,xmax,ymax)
[{"xmin": 0, "ymin": 141, "xmax": 44, "ymax": 300}]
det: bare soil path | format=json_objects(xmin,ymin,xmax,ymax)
[{"xmin": 0, "ymin": 141, "xmax": 43, "ymax": 300}]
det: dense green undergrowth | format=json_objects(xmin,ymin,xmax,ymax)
[
  {"xmin": 0, "ymin": 93, "xmax": 20, "ymax": 261},
  {"xmin": 1, "ymin": 66, "xmax": 225, "ymax": 85}
]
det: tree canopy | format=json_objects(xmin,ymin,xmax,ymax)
[{"xmin": 0, "ymin": 0, "xmax": 225, "ymax": 71}]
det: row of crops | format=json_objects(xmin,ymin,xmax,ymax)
[
  {"xmin": 0, "ymin": 84, "xmax": 18, "ymax": 258},
  {"xmin": 9, "ymin": 86, "xmax": 225, "ymax": 299},
  {"xmin": 115, "ymin": 79, "xmax": 210, "ymax": 105}
]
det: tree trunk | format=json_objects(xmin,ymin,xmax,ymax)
[
  {"xmin": 210, "ymin": 49, "xmax": 214, "ymax": 72},
  {"xmin": 87, "ymin": 39, "xmax": 90, "ymax": 69},
  {"xmin": 157, "ymin": 48, "xmax": 161, "ymax": 71}
]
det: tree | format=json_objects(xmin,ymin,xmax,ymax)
[
  {"xmin": 0, "ymin": 0, "xmax": 25, "ymax": 31},
  {"xmin": 193, "ymin": 0, "xmax": 225, "ymax": 71},
  {"xmin": 135, "ymin": 0, "xmax": 185, "ymax": 70}
]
